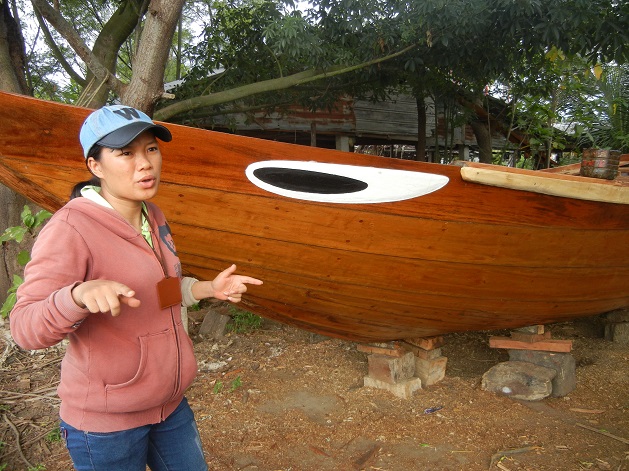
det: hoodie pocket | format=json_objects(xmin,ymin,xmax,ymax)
[{"xmin": 104, "ymin": 329, "xmax": 178, "ymax": 413}]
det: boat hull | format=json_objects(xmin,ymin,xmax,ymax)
[{"xmin": 2, "ymin": 92, "xmax": 629, "ymax": 342}]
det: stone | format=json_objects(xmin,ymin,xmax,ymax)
[
  {"xmin": 308, "ymin": 333, "xmax": 332, "ymax": 344},
  {"xmin": 604, "ymin": 322, "xmax": 629, "ymax": 344},
  {"xmin": 366, "ymin": 352, "xmax": 416, "ymax": 384},
  {"xmin": 415, "ymin": 356, "xmax": 448, "ymax": 386},
  {"xmin": 601, "ymin": 309, "xmax": 629, "ymax": 324},
  {"xmin": 481, "ymin": 361, "xmax": 556, "ymax": 401},
  {"xmin": 363, "ymin": 376, "xmax": 422, "ymax": 400},
  {"xmin": 508, "ymin": 350, "xmax": 576, "ymax": 397},
  {"xmin": 199, "ymin": 308, "xmax": 231, "ymax": 338}
]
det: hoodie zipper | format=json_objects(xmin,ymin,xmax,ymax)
[{"xmin": 143, "ymin": 209, "xmax": 184, "ymax": 420}]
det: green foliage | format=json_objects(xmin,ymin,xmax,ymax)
[
  {"xmin": 575, "ymin": 64, "xmax": 629, "ymax": 152},
  {"xmin": 229, "ymin": 375, "xmax": 242, "ymax": 392},
  {"xmin": 228, "ymin": 307, "xmax": 263, "ymax": 333},
  {"xmin": 212, "ymin": 376, "xmax": 242, "ymax": 394},
  {"xmin": 8, "ymin": 0, "xmax": 629, "ymax": 159},
  {"xmin": 45, "ymin": 427, "xmax": 62, "ymax": 443},
  {"xmin": 1, "ymin": 275, "xmax": 24, "ymax": 320},
  {"xmin": 0, "ymin": 206, "xmax": 52, "ymax": 319}
]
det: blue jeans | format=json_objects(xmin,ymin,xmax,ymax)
[{"xmin": 60, "ymin": 397, "xmax": 208, "ymax": 471}]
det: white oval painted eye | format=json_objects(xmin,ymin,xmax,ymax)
[{"xmin": 245, "ymin": 160, "xmax": 449, "ymax": 204}]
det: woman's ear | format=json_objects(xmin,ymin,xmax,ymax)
[{"xmin": 86, "ymin": 157, "xmax": 103, "ymax": 178}]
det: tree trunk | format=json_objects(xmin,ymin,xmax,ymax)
[
  {"xmin": 0, "ymin": 3, "xmax": 39, "ymax": 301},
  {"xmin": 470, "ymin": 120, "xmax": 493, "ymax": 163},
  {"xmin": 0, "ymin": 1, "xmax": 28, "ymax": 94},
  {"xmin": 121, "ymin": 0, "xmax": 186, "ymax": 114},
  {"xmin": 416, "ymin": 96, "xmax": 427, "ymax": 162},
  {"xmin": 82, "ymin": 0, "xmax": 148, "ymax": 108}
]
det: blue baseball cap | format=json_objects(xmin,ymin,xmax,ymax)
[{"xmin": 79, "ymin": 105, "xmax": 172, "ymax": 158}]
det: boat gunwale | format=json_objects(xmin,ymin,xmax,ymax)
[{"xmin": 460, "ymin": 158, "xmax": 629, "ymax": 205}]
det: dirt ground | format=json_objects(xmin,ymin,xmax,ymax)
[{"xmin": 0, "ymin": 310, "xmax": 627, "ymax": 471}]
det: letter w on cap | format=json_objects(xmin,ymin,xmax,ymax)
[{"xmin": 113, "ymin": 108, "xmax": 141, "ymax": 121}]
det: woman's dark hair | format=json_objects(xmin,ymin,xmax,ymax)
[{"xmin": 70, "ymin": 144, "xmax": 103, "ymax": 200}]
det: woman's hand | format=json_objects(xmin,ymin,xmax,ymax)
[
  {"xmin": 192, "ymin": 264, "xmax": 263, "ymax": 303},
  {"xmin": 71, "ymin": 280, "xmax": 141, "ymax": 316}
]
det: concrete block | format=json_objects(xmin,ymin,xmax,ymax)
[
  {"xmin": 366, "ymin": 352, "xmax": 415, "ymax": 384},
  {"xmin": 363, "ymin": 376, "xmax": 422, "ymax": 400},
  {"xmin": 415, "ymin": 356, "xmax": 448, "ymax": 386},
  {"xmin": 481, "ymin": 361, "xmax": 556, "ymax": 401},
  {"xmin": 508, "ymin": 350, "xmax": 576, "ymax": 397}
]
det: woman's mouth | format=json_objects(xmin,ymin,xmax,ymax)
[{"xmin": 138, "ymin": 175, "xmax": 156, "ymax": 189}]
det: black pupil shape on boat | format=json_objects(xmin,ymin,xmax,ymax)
[{"xmin": 253, "ymin": 167, "xmax": 368, "ymax": 194}]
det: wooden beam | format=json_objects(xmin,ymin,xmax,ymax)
[
  {"xmin": 489, "ymin": 336, "xmax": 572, "ymax": 352},
  {"xmin": 461, "ymin": 164, "xmax": 629, "ymax": 205}
]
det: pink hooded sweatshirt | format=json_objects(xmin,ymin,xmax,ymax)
[{"xmin": 10, "ymin": 197, "xmax": 198, "ymax": 432}]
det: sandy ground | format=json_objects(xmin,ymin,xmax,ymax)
[{"xmin": 0, "ymin": 313, "xmax": 627, "ymax": 471}]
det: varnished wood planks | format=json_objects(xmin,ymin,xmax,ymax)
[{"xmin": 3, "ymin": 91, "xmax": 629, "ymax": 341}]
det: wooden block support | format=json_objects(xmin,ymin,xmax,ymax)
[
  {"xmin": 403, "ymin": 336, "xmax": 444, "ymax": 350},
  {"xmin": 412, "ymin": 347, "xmax": 444, "ymax": 360},
  {"xmin": 510, "ymin": 331, "xmax": 552, "ymax": 343},
  {"xmin": 514, "ymin": 325, "xmax": 545, "ymax": 335},
  {"xmin": 489, "ymin": 336, "xmax": 572, "ymax": 353},
  {"xmin": 357, "ymin": 342, "xmax": 407, "ymax": 357}
]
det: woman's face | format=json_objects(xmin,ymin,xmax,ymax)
[{"xmin": 88, "ymin": 130, "xmax": 163, "ymax": 208}]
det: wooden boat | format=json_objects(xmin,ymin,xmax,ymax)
[{"xmin": 1, "ymin": 91, "xmax": 629, "ymax": 342}]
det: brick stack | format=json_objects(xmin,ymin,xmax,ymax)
[{"xmin": 357, "ymin": 336, "xmax": 448, "ymax": 399}]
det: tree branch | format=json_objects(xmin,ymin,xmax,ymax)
[
  {"xmin": 32, "ymin": 6, "xmax": 84, "ymax": 87},
  {"xmin": 155, "ymin": 43, "xmax": 418, "ymax": 121},
  {"xmin": 30, "ymin": 0, "xmax": 122, "ymax": 95}
]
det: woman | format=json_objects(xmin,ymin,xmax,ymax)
[{"xmin": 10, "ymin": 105, "xmax": 263, "ymax": 470}]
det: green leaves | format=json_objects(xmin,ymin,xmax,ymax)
[
  {"xmin": 0, "ymin": 206, "xmax": 52, "ymax": 319},
  {"xmin": 21, "ymin": 206, "xmax": 52, "ymax": 231},
  {"xmin": 0, "ymin": 226, "xmax": 28, "ymax": 244},
  {"xmin": 0, "ymin": 206, "xmax": 52, "ymax": 243},
  {"xmin": 1, "ymin": 275, "xmax": 23, "ymax": 319}
]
